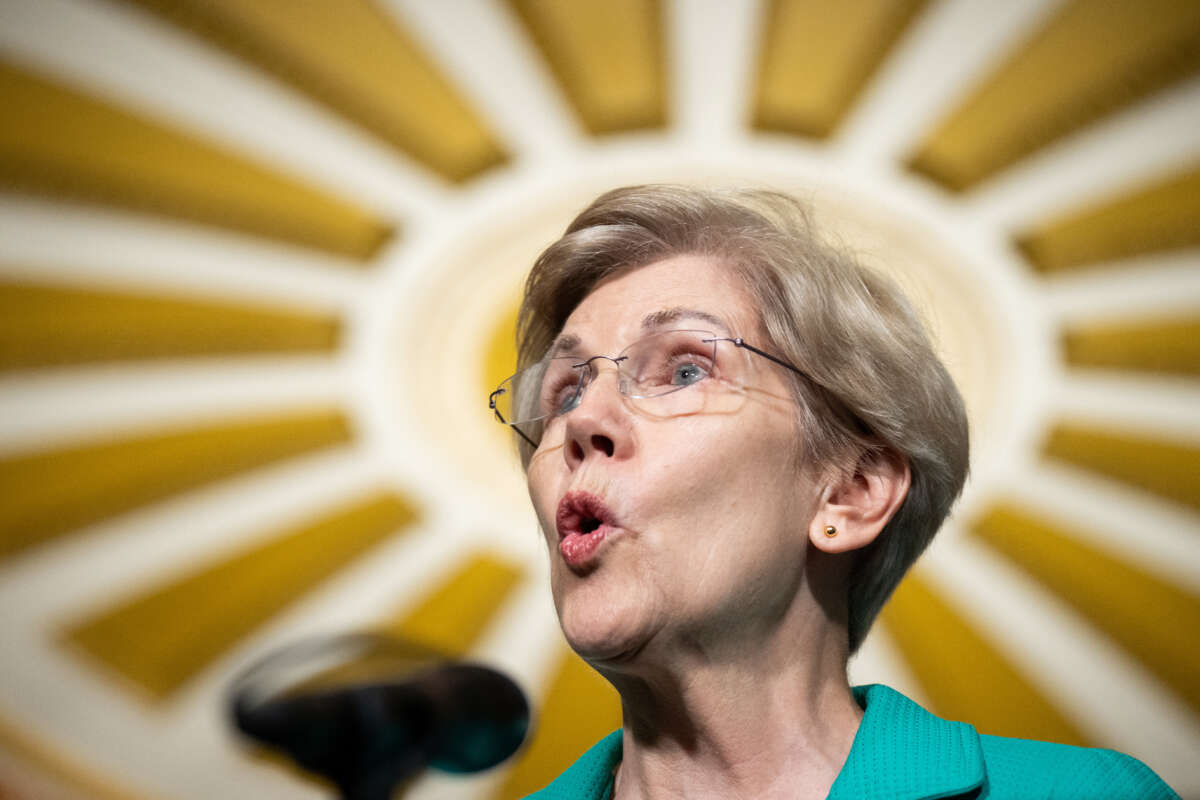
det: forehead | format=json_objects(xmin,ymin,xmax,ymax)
[{"xmin": 557, "ymin": 255, "xmax": 759, "ymax": 349}]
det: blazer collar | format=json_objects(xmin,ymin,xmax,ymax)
[
  {"xmin": 538, "ymin": 684, "xmax": 984, "ymax": 800},
  {"xmin": 827, "ymin": 684, "xmax": 985, "ymax": 800}
]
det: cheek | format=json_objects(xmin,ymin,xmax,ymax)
[
  {"xmin": 526, "ymin": 465, "xmax": 556, "ymax": 539},
  {"xmin": 697, "ymin": 420, "xmax": 807, "ymax": 528}
]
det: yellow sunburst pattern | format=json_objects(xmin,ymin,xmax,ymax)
[
  {"xmin": 0, "ymin": 1, "xmax": 1196, "ymax": 797},
  {"xmin": 0, "ymin": 60, "xmax": 394, "ymax": 260}
]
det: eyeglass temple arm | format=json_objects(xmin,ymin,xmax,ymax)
[
  {"xmin": 509, "ymin": 422, "xmax": 539, "ymax": 449},
  {"xmin": 713, "ymin": 337, "xmax": 812, "ymax": 382},
  {"xmin": 491, "ymin": 389, "xmax": 540, "ymax": 449},
  {"xmin": 722, "ymin": 337, "xmax": 874, "ymax": 436}
]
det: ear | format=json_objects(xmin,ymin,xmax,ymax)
[{"xmin": 809, "ymin": 449, "xmax": 910, "ymax": 554}]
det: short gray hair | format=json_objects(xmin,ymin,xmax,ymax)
[{"xmin": 516, "ymin": 185, "xmax": 969, "ymax": 653}]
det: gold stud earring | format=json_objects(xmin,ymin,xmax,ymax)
[{"xmin": 824, "ymin": 525, "xmax": 837, "ymax": 538}]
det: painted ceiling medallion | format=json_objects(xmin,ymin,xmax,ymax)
[{"xmin": 0, "ymin": 1, "xmax": 1196, "ymax": 798}]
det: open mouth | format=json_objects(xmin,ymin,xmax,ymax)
[
  {"xmin": 555, "ymin": 490, "xmax": 615, "ymax": 539},
  {"xmin": 555, "ymin": 491, "xmax": 620, "ymax": 569}
]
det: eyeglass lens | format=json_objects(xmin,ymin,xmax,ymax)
[{"xmin": 492, "ymin": 330, "xmax": 747, "ymax": 432}]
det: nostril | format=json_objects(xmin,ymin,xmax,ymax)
[
  {"xmin": 592, "ymin": 434, "xmax": 615, "ymax": 457},
  {"xmin": 570, "ymin": 439, "xmax": 585, "ymax": 462}
]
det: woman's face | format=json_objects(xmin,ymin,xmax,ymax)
[{"xmin": 526, "ymin": 254, "xmax": 824, "ymax": 665}]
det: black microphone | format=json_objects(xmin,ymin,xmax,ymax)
[{"xmin": 230, "ymin": 636, "xmax": 530, "ymax": 800}]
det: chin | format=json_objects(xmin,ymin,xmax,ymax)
[{"xmin": 555, "ymin": 588, "xmax": 651, "ymax": 665}]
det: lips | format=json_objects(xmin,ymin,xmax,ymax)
[{"xmin": 556, "ymin": 490, "xmax": 619, "ymax": 570}]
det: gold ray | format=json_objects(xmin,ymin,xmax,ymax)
[
  {"xmin": 973, "ymin": 503, "xmax": 1200, "ymax": 714},
  {"xmin": 0, "ymin": 280, "xmax": 340, "ymax": 371},
  {"xmin": 0, "ymin": 713, "xmax": 157, "ymax": 800},
  {"xmin": 62, "ymin": 492, "xmax": 418, "ymax": 700},
  {"xmin": 1043, "ymin": 423, "xmax": 1200, "ymax": 511},
  {"xmin": 126, "ymin": 0, "xmax": 507, "ymax": 183},
  {"xmin": 754, "ymin": 0, "xmax": 927, "ymax": 138},
  {"xmin": 507, "ymin": 0, "xmax": 666, "ymax": 134},
  {"xmin": 495, "ymin": 648, "xmax": 621, "ymax": 800},
  {"xmin": 0, "ymin": 409, "xmax": 351, "ymax": 560},
  {"xmin": 379, "ymin": 552, "xmax": 524, "ymax": 657},
  {"xmin": 1016, "ymin": 167, "xmax": 1200, "ymax": 273},
  {"xmin": 881, "ymin": 571, "xmax": 1088, "ymax": 745},
  {"xmin": 1063, "ymin": 314, "xmax": 1200, "ymax": 376},
  {"xmin": 0, "ymin": 61, "xmax": 392, "ymax": 260},
  {"xmin": 908, "ymin": 0, "xmax": 1200, "ymax": 191}
]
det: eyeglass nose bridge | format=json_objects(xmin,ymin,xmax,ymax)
[
  {"xmin": 567, "ymin": 354, "xmax": 631, "ymax": 408},
  {"xmin": 571, "ymin": 354, "xmax": 628, "ymax": 371}
]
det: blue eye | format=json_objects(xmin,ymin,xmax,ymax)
[
  {"xmin": 672, "ymin": 362, "xmax": 708, "ymax": 386},
  {"xmin": 557, "ymin": 386, "xmax": 583, "ymax": 414}
]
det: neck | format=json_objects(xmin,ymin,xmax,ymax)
[{"xmin": 599, "ymin": 600, "xmax": 862, "ymax": 800}]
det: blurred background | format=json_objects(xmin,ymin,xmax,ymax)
[{"xmin": 0, "ymin": 0, "xmax": 1197, "ymax": 797}]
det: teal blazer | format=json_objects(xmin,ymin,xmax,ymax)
[{"xmin": 525, "ymin": 684, "xmax": 1180, "ymax": 799}]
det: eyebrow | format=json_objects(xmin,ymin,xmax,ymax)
[
  {"xmin": 641, "ymin": 307, "xmax": 730, "ymax": 333},
  {"xmin": 547, "ymin": 307, "xmax": 731, "ymax": 357},
  {"xmin": 548, "ymin": 333, "xmax": 581, "ymax": 357}
]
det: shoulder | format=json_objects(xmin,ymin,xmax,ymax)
[
  {"xmin": 978, "ymin": 733, "xmax": 1180, "ymax": 800},
  {"xmin": 523, "ymin": 730, "xmax": 622, "ymax": 800},
  {"xmin": 843, "ymin": 685, "xmax": 1179, "ymax": 800}
]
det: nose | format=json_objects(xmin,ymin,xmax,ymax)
[{"xmin": 562, "ymin": 359, "xmax": 632, "ymax": 469}]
